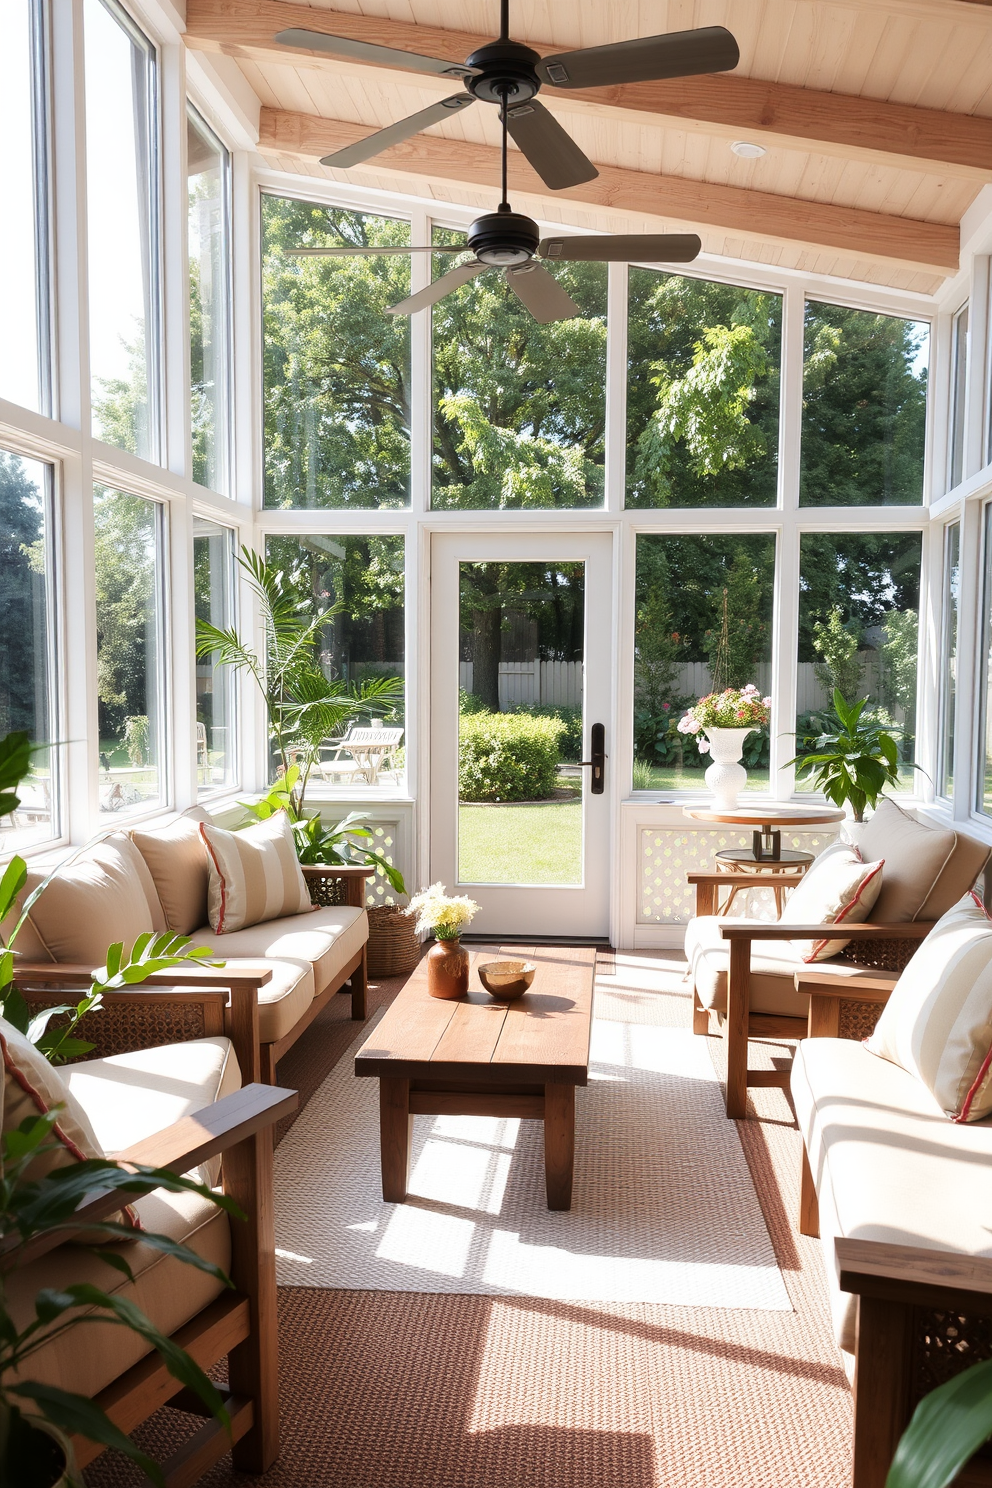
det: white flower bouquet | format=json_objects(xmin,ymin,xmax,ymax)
[{"xmin": 406, "ymin": 882, "xmax": 480, "ymax": 941}]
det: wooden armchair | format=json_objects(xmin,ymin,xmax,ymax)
[{"xmin": 0, "ymin": 971, "xmax": 298, "ymax": 1479}]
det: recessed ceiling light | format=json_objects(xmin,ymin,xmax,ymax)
[{"xmin": 731, "ymin": 140, "xmax": 767, "ymax": 159}]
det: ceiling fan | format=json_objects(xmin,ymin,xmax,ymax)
[{"xmin": 274, "ymin": 2, "xmax": 739, "ymax": 192}]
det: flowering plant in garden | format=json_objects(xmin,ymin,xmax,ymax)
[
  {"xmin": 406, "ymin": 883, "xmax": 480, "ymax": 940},
  {"xmin": 677, "ymin": 685, "xmax": 772, "ymax": 754}
]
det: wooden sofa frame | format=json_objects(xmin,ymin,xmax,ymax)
[
  {"xmin": 687, "ymin": 869, "xmax": 931, "ymax": 1119},
  {"xmin": 11, "ymin": 861, "xmax": 374, "ymax": 1086},
  {"xmin": 0, "ymin": 973, "xmax": 298, "ymax": 1483}
]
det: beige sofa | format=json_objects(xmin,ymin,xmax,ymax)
[{"xmin": 7, "ymin": 807, "xmax": 371, "ymax": 1082}]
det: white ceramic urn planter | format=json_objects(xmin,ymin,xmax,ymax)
[{"xmin": 703, "ymin": 727, "xmax": 753, "ymax": 810}]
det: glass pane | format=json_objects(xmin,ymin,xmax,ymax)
[
  {"xmin": 432, "ymin": 230, "xmax": 606, "ymax": 509},
  {"xmin": 800, "ymin": 302, "xmax": 928, "ymax": 507},
  {"xmin": 458, "ymin": 562, "xmax": 583, "ymax": 884},
  {"xmin": 939, "ymin": 522, "xmax": 960, "ymax": 799},
  {"xmin": 626, "ymin": 271, "xmax": 781, "ymax": 508},
  {"xmin": 95, "ymin": 486, "xmax": 164, "ymax": 812},
  {"xmin": 0, "ymin": 449, "xmax": 57, "ymax": 848},
  {"xmin": 949, "ymin": 305, "xmax": 969, "ymax": 491},
  {"xmin": 265, "ymin": 534, "xmax": 406, "ymax": 791},
  {"xmin": 188, "ymin": 106, "xmax": 231, "ymax": 493},
  {"xmin": 84, "ymin": 0, "xmax": 158, "ymax": 460},
  {"xmin": 262, "ymin": 197, "xmax": 410, "ymax": 509},
  {"xmin": 796, "ymin": 533, "xmax": 922, "ymax": 791},
  {"xmin": 632, "ymin": 535, "xmax": 775, "ymax": 792},
  {"xmin": 194, "ymin": 518, "xmax": 237, "ymax": 795},
  {"xmin": 0, "ymin": 1, "xmax": 46, "ymax": 412}
]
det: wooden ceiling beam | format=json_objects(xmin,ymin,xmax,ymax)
[
  {"xmin": 259, "ymin": 107, "xmax": 959, "ymax": 273},
  {"xmin": 185, "ymin": 0, "xmax": 992, "ymax": 178}
]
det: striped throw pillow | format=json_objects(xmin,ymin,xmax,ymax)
[
  {"xmin": 865, "ymin": 893, "xmax": 992, "ymax": 1122},
  {"xmin": 200, "ymin": 811, "xmax": 312, "ymax": 934},
  {"xmin": 777, "ymin": 844, "xmax": 884, "ymax": 962}
]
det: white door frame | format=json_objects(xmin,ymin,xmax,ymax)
[{"xmin": 429, "ymin": 529, "xmax": 614, "ymax": 939}]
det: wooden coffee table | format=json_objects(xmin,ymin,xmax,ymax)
[{"xmin": 354, "ymin": 945, "xmax": 597, "ymax": 1211}]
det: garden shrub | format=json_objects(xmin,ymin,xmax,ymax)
[
  {"xmin": 459, "ymin": 711, "xmax": 566, "ymax": 801},
  {"xmin": 506, "ymin": 703, "xmax": 582, "ymax": 762}
]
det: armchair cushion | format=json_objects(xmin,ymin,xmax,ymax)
[
  {"xmin": 855, "ymin": 799, "xmax": 989, "ymax": 923},
  {"xmin": 190, "ymin": 905, "xmax": 367, "ymax": 999},
  {"xmin": 865, "ymin": 893, "xmax": 992, "ymax": 1121},
  {"xmin": 131, "ymin": 807, "xmax": 212, "ymax": 935},
  {"xmin": 686, "ymin": 916, "xmax": 877, "ymax": 1018},
  {"xmin": 777, "ymin": 846, "xmax": 884, "ymax": 961},
  {"xmin": 200, "ymin": 811, "xmax": 312, "ymax": 934},
  {"xmin": 20, "ymin": 833, "xmax": 167, "ymax": 964}
]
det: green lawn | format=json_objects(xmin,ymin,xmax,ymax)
[
  {"xmin": 459, "ymin": 797, "xmax": 582, "ymax": 885},
  {"xmin": 633, "ymin": 764, "xmax": 771, "ymax": 793}
]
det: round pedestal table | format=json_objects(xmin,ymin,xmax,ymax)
[{"xmin": 683, "ymin": 805, "xmax": 846, "ymax": 916}]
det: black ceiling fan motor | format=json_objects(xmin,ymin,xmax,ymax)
[
  {"xmin": 467, "ymin": 204, "xmax": 541, "ymax": 265},
  {"xmin": 463, "ymin": 39, "xmax": 542, "ymax": 104}
]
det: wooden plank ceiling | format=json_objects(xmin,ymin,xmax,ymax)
[{"xmin": 185, "ymin": 0, "xmax": 992, "ymax": 292}]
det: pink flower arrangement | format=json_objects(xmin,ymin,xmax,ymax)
[{"xmin": 677, "ymin": 684, "xmax": 771, "ymax": 752}]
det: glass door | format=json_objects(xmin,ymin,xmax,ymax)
[{"xmin": 430, "ymin": 532, "xmax": 612, "ymax": 938}]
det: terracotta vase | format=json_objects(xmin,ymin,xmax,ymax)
[{"xmin": 427, "ymin": 936, "xmax": 470, "ymax": 999}]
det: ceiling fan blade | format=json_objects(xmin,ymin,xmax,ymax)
[
  {"xmin": 274, "ymin": 29, "xmax": 480, "ymax": 80},
  {"xmin": 386, "ymin": 260, "xmax": 489, "ymax": 316},
  {"xmin": 537, "ymin": 26, "xmax": 740, "ymax": 89},
  {"xmin": 539, "ymin": 233, "xmax": 701, "ymax": 263},
  {"xmin": 285, "ymin": 245, "xmax": 466, "ymax": 257},
  {"xmin": 320, "ymin": 96, "xmax": 476, "ymax": 169},
  {"xmin": 504, "ymin": 264, "xmax": 580, "ymax": 324},
  {"xmin": 504, "ymin": 99, "xmax": 598, "ymax": 191}
]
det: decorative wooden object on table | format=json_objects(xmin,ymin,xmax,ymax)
[{"xmin": 354, "ymin": 945, "xmax": 596, "ymax": 1211}]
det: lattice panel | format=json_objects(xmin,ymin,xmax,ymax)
[
  {"xmin": 366, "ymin": 822, "xmax": 400, "ymax": 908},
  {"xmin": 912, "ymin": 1308, "xmax": 992, "ymax": 1409},
  {"xmin": 638, "ymin": 829, "xmax": 837, "ymax": 926}
]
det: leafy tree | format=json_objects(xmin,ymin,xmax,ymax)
[
  {"xmin": 813, "ymin": 607, "xmax": 865, "ymax": 703},
  {"xmin": 93, "ymin": 488, "xmax": 158, "ymax": 749},
  {"xmin": 704, "ymin": 552, "xmax": 770, "ymax": 690},
  {"xmin": 0, "ymin": 454, "xmax": 49, "ymax": 743},
  {"xmin": 882, "ymin": 609, "xmax": 919, "ymax": 717},
  {"xmin": 798, "ymin": 533, "xmax": 922, "ymax": 662},
  {"xmin": 800, "ymin": 302, "xmax": 928, "ymax": 507},
  {"xmin": 627, "ymin": 271, "xmax": 781, "ymax": 508}
]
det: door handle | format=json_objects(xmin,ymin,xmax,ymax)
[{"xmin": 577, "ymin": 723, "xmax": 607, "ymax": 795}]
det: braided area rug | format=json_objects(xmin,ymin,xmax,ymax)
[{"xmin": 272, "ymin": 976, "xmax": 790, "ymax": 1308}]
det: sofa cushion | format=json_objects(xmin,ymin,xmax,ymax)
[
  {"xmin": 687, "ymin": 915, "xmax": 878, "ymax": 1018},
  {"xmin": 131, "ymin": 807, "xmax": 212, "ymax": 935},
  {"xmin": 200, "ymin": 812, "xmax": 312, "ymax": 934},
  {"xmin": 866, "ymin": 893, "xmax": 992, "ymax": 1121},
  {"xmin": 66, "ymin": 1036, "xmax": 241, "ymax": 1187},
  {"xmin": 190, "ymin": 905, "xmax": 367, "ymax": 999},
  {"xmin": 777, "ymin": 846, "xmax": 884, "ymax": 961},
  {"xmin": 791, "ymin": 1036, "xmax": 992, "ymax": 1351},
  {"xmin": 177, "ymin": 942, "xmax": 315, "ymax": 1044},
  {"xmin": 855, "ymin": 799, "xmax": 988, "ymax": 924},
  {"xmin": 21, "ymin": 833, "xmax": 167, "ymax": 964},
  {"xmin": 7, "ymin": 1185, "xmax": 229, "ymax": 1398}
]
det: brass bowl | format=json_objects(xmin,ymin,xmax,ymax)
[{"xmin": 478, "ymin": 959, "xmax": 536, "ymax": 1001}]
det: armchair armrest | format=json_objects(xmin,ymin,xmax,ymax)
[
  {"xmin": 795, "ymin": 970, "xmax": 898, "ymax": 1000},
  {"xmin": 836, "ymin": 1237, "xmax": 992, "ymax": 1311},
  {"xmin": 0, "ymin": 1083, "xmax": 298, "ymax": 1271},
  {"xmin": 687, "ymin": 869, "xmax": 805, "ymax": 917},
  {"xmin": 302, "ymin": 863, "xmax": 375, "ymax": 910},
  {"xmin": 720, "ymin": 920, "xmax": 933, "ymax": 942},
  {"xmin": 796, "ymin": 966, "xmax": 899, "ymax": 1038}
]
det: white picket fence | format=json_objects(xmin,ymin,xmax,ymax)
[
  {"xmin": 460, "ymin": 660, "xmax": 582, "ymax": 709},
  {"xmin": 672, "ymin": 656, "xmax": 887, "ymax": 715}
]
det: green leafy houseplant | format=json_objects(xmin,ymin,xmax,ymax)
[
  {"xmin": 194, "ymin": 547, "xmax": 403, "ymax": 821},
  {"xmin": 886, "ymin": 1357, "xmax": 992, "ymax": 1488},
  {"xmin": 790, "ymin": 690, "xmax": 901, "ymax": 821},
  {"xmin": 243, "ymin": 769, "xmax": 405, "ymax": 894}
]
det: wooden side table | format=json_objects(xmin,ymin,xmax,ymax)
[{"xmin": 683, "ymin": 805, "xmax": 845, "ymax": 862}]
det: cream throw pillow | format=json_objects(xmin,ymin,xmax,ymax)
[
  {"xmin": 132, "ymin": 807, "xmax": 212, "ymax": 935},
  {"xmin": 23, "ymin": 833, "xmax": 166, "ymax": 964},
  {"xmin": 200, "ymin": 811, "xmax": 312, "ymax": 934},
  {"xmin": 866, "ymin": 893, "xmax": 992, "ymax": 1122},
  {"xmin": 777, "ymin": 845, "xmax": 884, "ymax": 962}
]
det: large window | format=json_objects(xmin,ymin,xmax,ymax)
[
  {"xmin": 0, "ymin": 1, "xmax": 49, "ymax": 414},
  {"xmin": 264, "ymin": 534, "xmax": 405, "ymax": 788},
  {"xmin": 194, "ymin": 517, "xmax": 237, "ymax": 796},
  {"xmin": 432, "ymin": 230, "xmax": 606, "ymax": 510},
  {"xmin": 95, "ymin": 487, "xmax": 165, "ymax": 813},
  {"xmin": 188, "ymin": 105, "xmax": 231, "ymax": 494},
  {"xmin": 939, "ymin": 522, "xmax": 960, "ymax": 799},
  {"xmin": 795, "ymin": 532, "xmax": 922, "ymax": 787},
  {"xmin": 949, "ymin": 303, "xmax": 969, "ymax": 492},
  {"xmin": 0, "ymin": 449, "xmax": 58, "ymax": 847},
  {"xmin": 800, "ymin": 302, "xmax": 929, "ymax": 507},
  {"xmin": 626, "ymin": 271, "xmax": 781, "ymax": 508},
  {"xmin": 262, "ymin": 197, "xmax": 411, "ymax": 509},
  {"xmin": 84, "ymin": 0, "xmax": 159, "ymax": 460},
  {"xmin": 632, "ymin": 533, "xmax": 775, "ymax": 791}
]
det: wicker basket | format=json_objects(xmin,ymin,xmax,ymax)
[{"xmin": 367, "ymin": 904, "xmax": 421, "ymax": 978}]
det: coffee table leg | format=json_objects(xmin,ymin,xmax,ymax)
[
  {"xmin": 544, "ymin": 1083, "xmax": 575, "ymax": 1211},
  {"xmin": 380, "ymin": 1078, "xmax": 412, "ymax": 1203}
]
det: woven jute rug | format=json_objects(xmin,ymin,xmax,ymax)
[
  {"xmin": 273, "ymin": 979, "xmax": 789, "ymax": 1308},
  {"xmin": 84, "ymin": 952, "xmax": 853, "ymax": 1488}
]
